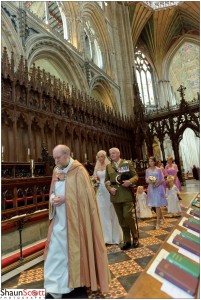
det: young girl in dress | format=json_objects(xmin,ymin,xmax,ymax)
[
  {"xmin": 165, "ymin": 156, "xmax": 182, "ymax": 191},
  {"xmin": 146, "ymin": 156, "xmax": 167, "ymax": 229},
  {"xmin": 136, "ymin": 186, "xmax": 152, "ymax": 219},
  {"xmin": 166, "ymin": 175, "xmax": 182, "ymax": 217}
]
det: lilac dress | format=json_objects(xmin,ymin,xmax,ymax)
[
  {"xmin": 165, "ymin": 163, "xmax": 182, "ymax": 191},
  {"xmin": 146, "ymin": 167, "xmax": 167, "ymax": 207}
]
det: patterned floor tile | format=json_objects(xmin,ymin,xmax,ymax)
[
  {"xmin": 139, "ymin": 225, "xmax": 156, "ymax": 231},
  {"xmin": 155, "ymin": 233, "xmax": 169, "ymax": 241},
  {"xmin": 134, "ymin": 255, "xmax": 154, "ymax": 269},
  {"xmin": 146, "ymin": 243, "xmax": 162, "ymax": 253},
  {"xmin": 106, "ymin": 244, "xmax": 121, "ymax": 254},
  {"xmin": 109, "ymin": 260, "xmax": 143, "ymax": 277},
  {"xmin": 118, "ymin": 272, "xmax": 142, "ymax": 292},
  {"xmin": 87, "ymin": 278, "xmax": 127, "ymax": 299},
  {"xmin": 107, "ymin": 251, "xmax": 131, "ymax": 264},
  {"xmin": 138, "ymin": 231, "xmax": 151, "ymax": 238},
  {"xmin": 18, "ymin": 267, "xmax": 44, "ymax": 285},
  {"xmin": 162, "ymin": 226, "xmax": 175, "ymax": 232},
  {"xmin": 126, "ymin": 247, "xmax": 154, "ymax": 259},
  {"xmin": 18, "ymin": 280, "xmax": 44, "ymax": 289},
  {"xmin": 139, "ymin": 236, "xmax": 162, "ymax": 246},
  {"xmin": 147, "ymin": 228, "xmax": 170, "ymax": 236},
  {"xmin": 137, "ymin": 221, "xmax": 153, "ymax": 228}
]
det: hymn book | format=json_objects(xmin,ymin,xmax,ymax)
[
  {"xmin": 183, "ymin": 220, "xmax": 200, "ymax": 233},
  {"xmin": 189, "ymin": 209, "xmax": 200, "ymax": 218},
  {"xmin": 180, "ymin": 231, "xmax": 200, "ymax": 244},
  {"xmin": 166, "ymin": 251, "xmax": 200, "ymax": 278},
  {"xmin": 155, "ymin": 259, "xmax": 198, "ymax": 296},
  {"xmin": 172, "ymin": 235, "xmax": 200, "ymax": 256}
]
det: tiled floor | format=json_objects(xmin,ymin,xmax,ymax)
[{"xmin": 2, "ymin": 179, "xmax": 199, "ymax": 299}]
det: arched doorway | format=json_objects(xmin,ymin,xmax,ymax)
[{"xmin": 179, "ymin": 128, "xmax": 200, "ymax": 174}]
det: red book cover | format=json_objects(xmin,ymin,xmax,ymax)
[
  {"xmin": 183, "ymin": 220, "xmax": 200, "ymax": 233},
  {"xmin": 190, "ymin": 209, "xmax": 200, "ymax": 218},
  {"xmin": 155, "ymin": 259, "xmax": 199, "ymax": 296},
  {"xmin": 173, "ymin": 235, "xmax": 200, "ymax": 256}
]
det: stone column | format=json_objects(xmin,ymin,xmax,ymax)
[{"xmin": 158, "ymin": 81, "xmax": 166, "ymax": 107}]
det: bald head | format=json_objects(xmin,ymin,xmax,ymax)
[
  {"xmin": 53, "ymin": 145, "xmax": 70, "ymax": 155},
  {"xmin": 53, "ymin": 144, "xmax": 71, "ymax": 168}
]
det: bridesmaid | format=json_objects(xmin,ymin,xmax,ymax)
[
  {"xmin": 145, "ymin": 156, "xmax": 167, "ymax": 229},
  {"xmin": 165, "ymin": 156, "xmax": 182, "ymax": 191},
  {"xmin": 93, "ymin": 150, "xmax": 123, "ymax": 244}
]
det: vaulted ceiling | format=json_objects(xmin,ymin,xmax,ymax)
[{"xmin": 125, "ymin": 1, "xmax": 200, "ymax": 77}]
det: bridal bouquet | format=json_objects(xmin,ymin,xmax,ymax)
[
  {"xmin": 90, "ymin": 175, "xmax": 100, "ymax": 188},
  {"xmin": 148, "ymin": 175, "xmax": 157, "ymax": 185}
]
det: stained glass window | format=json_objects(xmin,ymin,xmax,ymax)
[{"xmin": 135, "ymin": 50, "xmax": 155, "ymax": 106}]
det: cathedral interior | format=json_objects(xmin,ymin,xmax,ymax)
[{"xmin": 1, "ymin": 1, "xmax": 200, "ymax": 298}]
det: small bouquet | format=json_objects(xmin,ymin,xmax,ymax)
[
  {"xmin": 90, "ymin": 175, "xmax": 100, "ymax": 188},
  {"xmin": 148, "ymin": 175, "xmax": 157, "ymax": 185}
]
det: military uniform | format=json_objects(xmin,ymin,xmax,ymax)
[{"xmin": 105, "ymin": 159, "xmax": 139, "ymax": 245}]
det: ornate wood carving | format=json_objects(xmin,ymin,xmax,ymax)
[
  {"xmin": 2, "ymin": 47, "xmax": 134, "ymax": 163},
  {"xmin": 1, "ymin": 176, "xmax": 52, "ymax": 220},
  {"xmin": 133, "ymin": 80, "xmax": 199, "ymax": 182}
]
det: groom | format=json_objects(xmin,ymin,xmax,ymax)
[{"xmin": 105, "ymin": 147, "xmax": 139, "ymax": 250}]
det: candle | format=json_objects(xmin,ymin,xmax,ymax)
[
  {"xmin": 84, "ymin": 153, "xmax": 87, "ymax": 160},
  {"xmin": 30, "ymin": 159, "xmax": 34, "ymax": 168},
  {"xmin": 71, "ymin": 152, "xmax": 73, "ymax": 158},
  {"xmin": 28, "ymin": 148, "xmax": 30, "ymax": 155},
  {"xmin": 2, "ymin": 145, "xmax": 4, "ymax": 153}
]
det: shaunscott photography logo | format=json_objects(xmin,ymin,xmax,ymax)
[{"xmin": 0, "ymin": 289, "xmax": 45, "ymax": 300}]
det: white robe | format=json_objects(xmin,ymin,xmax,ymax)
[
  {"xmin": 136, "ymin": 192, "xmax": 152, "ymax": 218},
  {"xmin": 44, "ymin": 160, "xmax": 74, "ymax": 294},
  {"xmin": 96, "ymin": 170, "xmax": 123, "ymax": 244}
]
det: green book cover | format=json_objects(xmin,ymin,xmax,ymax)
[
  {"xmin": 188, "ymin": 217, "xmax": 200, "ymax": 225},
  {"xmin": 180, "ymin": 231, "xmax": 200, "ymax": 245},
  {"xmin": 166, "ymin": 251, "xmax": 200, "ymax": 278}
]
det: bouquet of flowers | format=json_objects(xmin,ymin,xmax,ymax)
[
  {"xmin": 148, "ymin": 175, "xmax": 157, "ymax": 185},
  {"xmin": 90, "ymin": 175, "xmax": 100, "ymax": 188}
]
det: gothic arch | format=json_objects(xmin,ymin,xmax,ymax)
[
  {"xmin": 25, "ymin": 35, "xmax": 89, "ymax": 92},
  {"xmin": 177, "ymin": 124, "xmax": 200, "ymax": 143},
  {"xmin": 59, "ymin": 2, "xmax": 80, "ymax": 48},
  {"xmin": 2, "ymin": 10, "xmax": 25, "ymax": 62},
  {"xmin": 79, "ymin": 2, "xmax": 114, "ymax": 77},
  {"xmin": 90, "ymin": 76, "xmax": 117, "ymax": 109},
  {"xmin": 162, "ymin": 34, "xmax": 199, "ymax": 80}
]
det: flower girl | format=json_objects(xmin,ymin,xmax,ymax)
[
  {"xmin": 136, "ymin": 186, "xmax": 153, "ymax": 219},
  {"xmin": 166, "ymin": 175, "xmax": 182, "ymax": 217}
]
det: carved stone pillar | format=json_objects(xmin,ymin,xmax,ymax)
[
  {"xmin": 158, "ymin": 80, "xmax": 176, "ymax": 107},
  {"xmin": 158, "ymin": 81, "xmax": 165, "ymax": 107}
]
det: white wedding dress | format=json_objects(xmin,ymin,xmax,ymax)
[{"xmin": 96, "ymin": 170, "xmax": 123, "ymax": 244}]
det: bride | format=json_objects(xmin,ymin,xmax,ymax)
[{"xmin": 93, "ymin": 150, "xmax": 123, "ymax": 244}]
